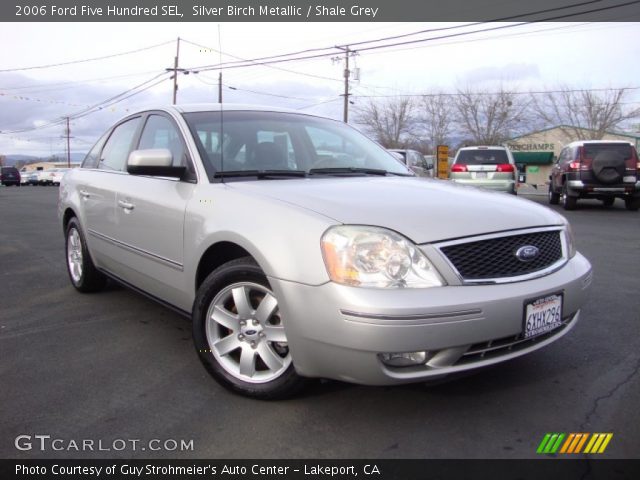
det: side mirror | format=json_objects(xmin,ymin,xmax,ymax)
[{"xmin": 127, "ymin": 149, "xmax": 186, "ymax": 178}]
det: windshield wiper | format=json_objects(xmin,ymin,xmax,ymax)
[
  {"xmin": 214, "ymin": 170, "xmax": 307, "ymax": 179},
  {"xmin": 309, "ymin": 167, "xmax": 412, "ymax": 177}
]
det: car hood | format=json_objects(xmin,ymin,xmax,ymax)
[{"xmin": 229, "ymin": 177, "xmax": 565, "ymax": 244}]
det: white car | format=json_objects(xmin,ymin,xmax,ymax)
[
  {"xmin": 50, "ymin": 168, "xmax": 70, "ymax": 186},
  {"xmin": 37, "ymin": 169, "xmax": 54, "ymax": 185}
]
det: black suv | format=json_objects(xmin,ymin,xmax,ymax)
[
  {"xmin": 1, "ymin": 166, "xmax": 21, "ymax": 186},
  {"xmin": 548, "ymin": 140, "xmax": 640, "ymax": 211}
]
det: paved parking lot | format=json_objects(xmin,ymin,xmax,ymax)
[{"xmin": 1, "ymin": 186, "xmax": 638, "ymax": 459}]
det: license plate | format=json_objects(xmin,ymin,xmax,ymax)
[
  {"xmin": 523, "ymin": 294, "xmax": 563, "ymax": 339},
  {"xmin": 475, "ymin": 172, "xmax": 487, "ymax": 179}
]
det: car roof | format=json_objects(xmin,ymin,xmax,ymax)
[
  {"xmin": 112, "ymin": 103, "xmax": 332, "ymax": 125},
  {"xmin": 133, "ymin": 103, "xmax": 312, "ymax": 116}
]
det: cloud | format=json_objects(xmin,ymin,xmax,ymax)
[{"xmin": 0, "ymin": 72, "xmax": 342, "ymax": 156}]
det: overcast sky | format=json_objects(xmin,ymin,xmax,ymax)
[{"xmin": 0, "ymin": 21, "xmax": 639, "ymax": 157}]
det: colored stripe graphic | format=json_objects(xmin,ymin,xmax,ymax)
[{"xmin": 538, "ymin": 433, "xmax": 613, "ymax": 454}]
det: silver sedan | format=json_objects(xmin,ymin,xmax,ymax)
[{"xmin": 59, "ymin": 104, "xmax": 592, "ymax": 398}]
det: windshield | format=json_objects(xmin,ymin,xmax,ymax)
[
  {"xmin": 183, "ymin": 111, "xmax": 411, "ymax": 180},
  {"xmin": 456, "ymin": 149, "xmax": 509, "ymax": 165}
]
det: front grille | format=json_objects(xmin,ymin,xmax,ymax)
[
  {"xmin": 456, "ymin": 317, "xmax": 572, "ymax": 366},
  {"xmin": 440, "ymin": 230, "xmax": 563, "ymax": 280}
]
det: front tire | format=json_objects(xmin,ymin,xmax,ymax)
[
  {"xmin": 192, "ymin": 257, "xmax": 307, "ymax": 399},
  {"xmin": 562, "ymin": 183, "xmax": 577, "ymax": 210},
  {"xmin": 625, "ymin": 197, "xmax": 640, "ymax": 211},
  {"xmin": 548, "ymin": 184, "xmax": 560, "ymax": 205},
  {"xmin": 65, "ymin": 218, "xmax": 107, "ymax": 293}
]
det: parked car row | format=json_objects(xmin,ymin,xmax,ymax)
[
  {"xmin": 385, "ymin": 141, "xmax": 639, "ymax": 212},
  {"xmin": 0, "ymin": 168, "xmax": 71, "ymax": 187}
]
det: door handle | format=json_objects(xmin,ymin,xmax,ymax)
[
  {"xmin": 79, "ymin": 189, "xmax": 90, "ymax": 199},
  {"xmin": 118, "ymin": 200, "xmax": 135, "ymax": 211}
]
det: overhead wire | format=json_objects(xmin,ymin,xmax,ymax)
[{"xmin": 0, "ymin": 40, "xmax": 175, "ymax": 73}]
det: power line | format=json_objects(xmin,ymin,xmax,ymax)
[
  {"xmin": 181, "ymin": 37, "xmax": 344, "ymax": 84},
  {"xmin": 0, "ymin": 40, "xmax": 174, "ymax": 73},
  {"xmin": 0, "ymin": 72, "xmax": 170, "ymax": 134},
  {"xmin": 350, "ymin": 86, "xmax": 640, "ymax": 99},
  {"xmin": 185, "ymin": 0, "xmax": 634, "ymax": 73},
  {"xmin": 0, "ymin": 69, "xmax": 161, "ymax": 93}
]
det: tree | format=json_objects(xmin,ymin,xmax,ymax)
[
  {"xmin": 453, "ymin": 86, "xmax": 531, "ymax": 145},
  {"xmin": 354, "ymin": 96, "xmax": 415, "ymax": 148},
  {"xmin": 533, "ymin": 86, "xmax": 640, "ymax": 140},
  {"xmin": 416, "ymin": 92, "xmax": 454, "ymax": 153}
]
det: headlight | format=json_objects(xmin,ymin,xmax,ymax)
[
  {"xmin": 563, "ymin": 223, "xmax": 576, "ymax": 258},
  {"xmin": 321, "ymin": 225, "xmax": 445, "ymax": 288}
]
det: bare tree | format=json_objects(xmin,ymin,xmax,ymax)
[
  {"xmin": 533, "ymin": 86, "xmax": 640, "ymax": 140},
  {"xmin": 354, "ymin": 97, "xmax": 415, "ymax": 148},
  {"xmin": 416, "ymin": 92, "xmax": 454, "ymax": 153},
  {"xmin": 454, "ymin": 86, "xmax": 531, "ymax": 145}
]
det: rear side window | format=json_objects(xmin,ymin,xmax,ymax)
[
  {"xmin": 99, "ymin": 117, "xmax": 141, "ymax": 172},
  {"xmin": 82, "ymin": 131, "xmax": 109, "ymax": 169},
  {"xmin": 456, "ymin": 149, "xmax": 509, "ymax": 165},
  {"xmin": 583, "ymin": 143, "xmax": 633, "ymax": 161}
]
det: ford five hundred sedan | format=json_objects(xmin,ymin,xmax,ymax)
[{"xmin": 58, "ymin": 104, "xmax": 593, "ymax": 399}]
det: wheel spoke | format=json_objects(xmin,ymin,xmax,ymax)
[
  {"xmin": 211, "ymin": 305, "xmax": 238, "ymax": 331},
  {"xmin": 255, "ymin": 293, "xmax": 278, "ymax": 323},
  {"xmin": 212, "ymin": 334, "xmax": 241, "ymax": 356},
  {"xmin": 257, "ymin": 343, "xmax": 284, "ymax": 372},
  {"xmin": 239, "ymin": 347, "xmax": 257, "ymax": 377},
  {"xmin": 232, "ymin": 286, "xmax": 253, "ymax": 318},
  {"xmin": 263, "ymin": 325, "xmax": 287, "ymax": 343}
]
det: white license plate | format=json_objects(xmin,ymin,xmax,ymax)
[
  {"xmin": 523, "ymin": 294, "xmax": 563, "ymax": 339},
  {"xmin": 475, "ymin": 172, "xmax": 487, "ymax": 179}
]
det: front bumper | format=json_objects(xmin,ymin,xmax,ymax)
[{"xmin": 270, "ymin": 253, "xmax": 592, "ymax": 385}]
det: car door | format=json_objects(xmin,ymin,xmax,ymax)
[
  {"xmin": 110, "ymin": 112, "xmax": 196, "ymax": 309},
  {"xmin": 76, "ymin": 117, "xmax": 142, "ymax": 268}
]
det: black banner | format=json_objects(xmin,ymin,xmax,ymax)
[
  {"xmin": 2, "ymin": 459, "xmax": 640, "ymax": 480},
  {"xmin": 4, "ymin": 0, "xmax": 640, "ymax": 22}
]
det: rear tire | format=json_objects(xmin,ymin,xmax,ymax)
[
  {"xmin": 562, "ymin": 184, "xmax": 577, "ymax": 210},
  {"xmin": 625, "ymin": 197, "xmax": 640, "ymax": 211},
  {"xmin": 65, "ymin": 217, "xmax": 107, "ymax": 293},
  {"xmin": 192, "ymin": 257, "xmax": 307, "ymax": 399},
  {"xmin": 548, "ymin": 185, "xmax": 560, "ymax": 205}
]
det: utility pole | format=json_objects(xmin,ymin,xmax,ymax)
[
  {"xmin": 335, "ymin": 46, "xmax": 353, "ymax": 123},
  {"xmin": 165, "ymin": 37, "xmax": 181, "ymax": 104},
  {"xmin": 218, "ymin": 71, "xmax": 222, "ymax": 104},
  {"xmin": 62, "ymin": 117, "xmax": 73, "ymax": 167}
]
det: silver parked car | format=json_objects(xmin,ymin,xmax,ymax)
[
  {"xmin": 59, "ymin": 105, "xmax": 592, "ymax": 399},
  {"xmin": 450, "ymin": 145, "xmax": 517, "ymax": 194},
  {"xmin": 388, "ymin": 149, "xmax": 434, "ymax": 177}
]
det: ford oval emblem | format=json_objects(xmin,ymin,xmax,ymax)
[{"xmin": 515, "ymin": 245, "xmax": 540, "ymax": 262}]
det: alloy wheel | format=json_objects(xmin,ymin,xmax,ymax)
[{"xmin": 205, "ymin": 282, "xmax": 291, "ymax": 384}]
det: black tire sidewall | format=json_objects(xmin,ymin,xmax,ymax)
[
  {"xmin": 65, "ymin": 218, "xmax": 106, "ymax": 292},
  {"xmin": 562, "ymin": 184, "xmax": 577, "ymax": 210},
  {"xmin": 192, "ymin": 257, "xmax": 305, "ymax": 399}
]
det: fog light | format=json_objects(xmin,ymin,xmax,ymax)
[{"xmin": 379, "ymin": 351, "xmax": 427, "ymax": 367}]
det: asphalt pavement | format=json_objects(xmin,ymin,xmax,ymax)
[{"xmin": 1, "ymin": 185, "xmax": 638, "ymax": 459}]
